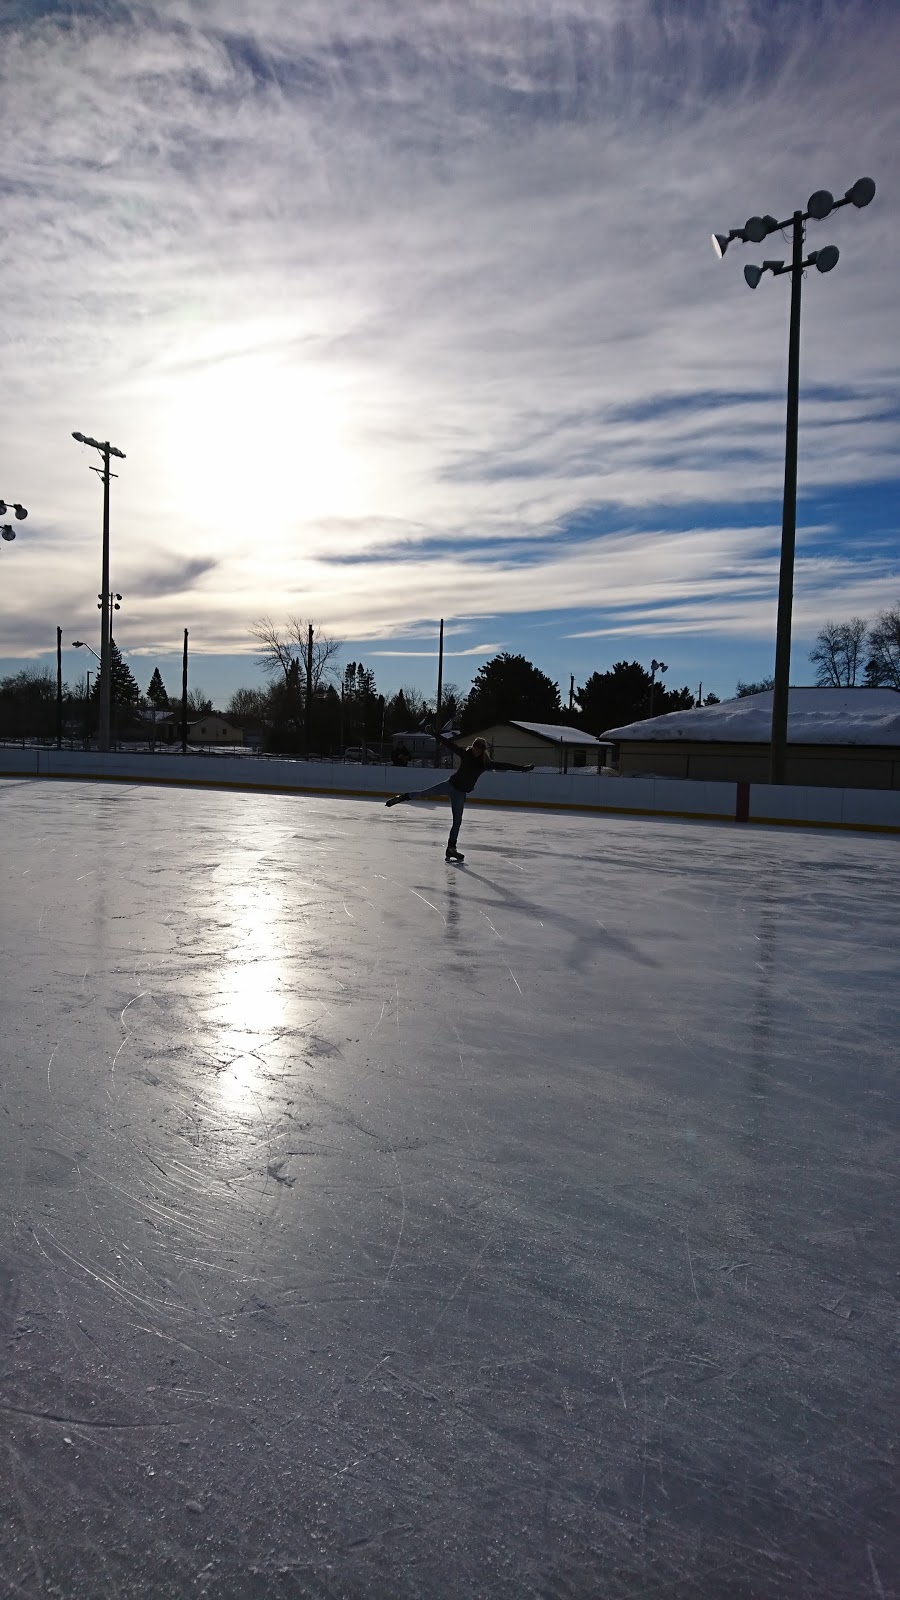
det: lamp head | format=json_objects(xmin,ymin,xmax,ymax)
[
  {"xmin": 744, "ymin": 263, "xmax": 764, "ymax": 289},
  {"xmin": 815, "ymin": 243, "xmax": 840, "ymax": 273},
  {"xmin": 13, "ymin": 504, "xmax": 27, "ymax": 519},
  {"xmin": 1, "ymin": 526, "xmax": 16, "ymax": 542},
  {"xmin": 72, "ymin": 641, "xmax": 85, "ymax": 648},
  {"xmin": 0, "ymin": 502, "xmax": 5, "ymax": 515},
  {"xmin": 743, "ymin": 215, "xmax": 769, "ymax": 243},
  {"xmin": 846, "ymin": 176, "xmax": 876, "ymax": 208},
  {"xmin": 806, "ymin": 189, "xmax": 834, "ymax": 220},
  {"xmin": 712, "ymin": 232, "xmax": 730, "ymax": 258}
]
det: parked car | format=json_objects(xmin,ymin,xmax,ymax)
[{"xmin": 342, "ymin": 745, "xmax": 382, "ymax": 763}]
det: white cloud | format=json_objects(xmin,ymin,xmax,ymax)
[{"xmin": 1, "ymin": 0, "xmax": 898, "ymax": 664}]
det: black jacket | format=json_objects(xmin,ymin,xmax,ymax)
[{"xmin": 438, "ymin": 734, "xmax": 532, "ymax": 794}]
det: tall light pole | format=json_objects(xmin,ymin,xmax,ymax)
[
  {"xmin": 712, "ymin": 176, "xmax": 876, "ymax": 784},
  {"xmin": 72, "ymin": 432, "xmax": 126, "ymax": 753},
  {"xmin": 649, "ymin": 659, "xmax": 667, "ymax": 718}
]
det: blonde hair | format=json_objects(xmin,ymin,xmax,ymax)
[{"xmin": 469, "ymin": 737, "xmax": 487, "ymax": 755}]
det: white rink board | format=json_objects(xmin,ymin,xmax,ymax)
[{"xmin": 2, "ymin": 743, "xmax": 899, "ymax": 831}]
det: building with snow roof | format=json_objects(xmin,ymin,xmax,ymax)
[
  {"xmin": 602, "ymin": 688, "xmax": 900, "ymax": 788},
  {"xmin": 465, "ymin": 720, "xmax": 610, "ymax": 772}
]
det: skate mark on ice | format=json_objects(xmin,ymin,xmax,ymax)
[
  {"xmin": 379, "ymin": 1140, "xmax": 407, "ymax": 1295},
  {"xmin": 409, "ymin": 888, "xmax": 445, "ymax": 923},
  {"xmin": 506, "ymin": 966, "xmax": 523, "ymax": 996}
]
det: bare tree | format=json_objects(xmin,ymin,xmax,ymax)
[
  {"xmin": 864, "ymin": 603, "xmax": 900, "ymax": 690},
  {"xmin": 399, "ymin": 683, "xmax": 431, "ymax": 724},
  {"xmin": 226, "ymin": 686, "xmax": 270, "ymax": 723},
  {"xmin": 809, "ymin": 618, "xmax": 867, "ymax": 686},
  {"xmin": 250, "ymin": 616, "xmax": 342, "ymax": 692}
]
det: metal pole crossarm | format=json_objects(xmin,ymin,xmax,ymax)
[
  {"xmin": 712, "ymin": 178, "xmax": 875, "ymax": 259},
  {"xmin": 71, "ymin": 432, "xmax": 126, "ymax": 460}
]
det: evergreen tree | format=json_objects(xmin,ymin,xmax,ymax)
[
  {"xmin": 576, "ymin": 662, "xmax": 653, "ymax": 734},
  {"xmin": 146, "ymin": 667, "xmax": 169, "ymax": 709},
  {"xmin": 92, "ymin": 640, "xmax": 140, "ymax": 708},
  {"xmin": 658, "ymin": 685, "xmax": 695, "ymax": 713},
  {"xmin": 461, "ymin": 653, "xmax": 561, "ymax": 731}
]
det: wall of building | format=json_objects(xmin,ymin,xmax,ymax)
[
  {"xmin": 616, "ymin": 740, "xmax": 900, "ymax": 790},
  {"xmin": 472, "ymin": 724, "xmax": 601, "ymax": 770}
]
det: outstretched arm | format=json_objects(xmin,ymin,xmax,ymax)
[{"xmin": 486, "ymin": 759, "xmax": 534, "ymax": 773}]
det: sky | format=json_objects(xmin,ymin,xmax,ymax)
[{"xmin": 1, "ymin": 0, "xmax": 898, "ymax": 712}]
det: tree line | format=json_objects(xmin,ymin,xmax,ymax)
[{"xmin": 2, "ymin": 603, "xmax": 896, "ymax": 747}]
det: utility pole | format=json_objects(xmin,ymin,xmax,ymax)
[
  {"xmin": 434, "ymin": 618, "xmax": 444, "ymax": 767},
  {"xmin": 56, "ymin": 627, "xmax": 63, "ymax": 749},
  {"xmin": 305, "ymin": 623, "xmax": 313, "ymax": 757},
  {"xmin": 181, "ymin": 629, "xmax": 189, "ymax": 753},
  {"xmin": 569, "ymin": 673, "xmax": 574, "ymax": 713},
  {"xmin": 72, "ymin": 432, "xmax": 125, "ymax": 753}
]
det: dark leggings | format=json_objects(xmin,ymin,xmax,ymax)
[{"xmin": 409, "ymin": 780, "xmax": 466, "ymax": 849}]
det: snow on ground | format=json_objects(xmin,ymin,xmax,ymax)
[{"xmin": 1, "ymin": 779, "xmax": 897, "ymax": 1598}]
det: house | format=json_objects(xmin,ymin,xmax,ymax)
[
  {"xmin": 464, "ymin": 721, "xmax": 609, "ymax": 772},
  {"xmin": 188, "ymin": 716, "xmax": 244, "ymax": 747},
  {"xmin": 602, "ymin": 688, "xmax": 900, "ymax": 789}
]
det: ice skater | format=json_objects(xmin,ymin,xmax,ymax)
[{"xmin": 385, "ymin": 733, "xmax": 533, "ymax": 861}]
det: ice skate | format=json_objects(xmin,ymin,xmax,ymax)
[
  {"xmin": 385, "ymin": 793, "xmax": 408, "ymax": 807},
  {"xmin": 445, "ymin": 848, "xmax": 465, "ymax": 862}
]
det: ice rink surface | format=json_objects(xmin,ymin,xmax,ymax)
[{"xmin": 1, "ymin": 778, "xmax": 897, "ymax": 1600}]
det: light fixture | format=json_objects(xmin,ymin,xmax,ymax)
[
  {"xmin": 846, "ymin": 176, "xmax": 876, "ymax": 208},
  {"xmin": 744, "ymin": 264, "xmax": 764, "ymax": 289},
  {"xmin": 71, "ymin": 430, "xmax": 126, "ymax": 460},
  {"xmin": 806, "ymin": 189, "xmax": 834, "ymax": 220},
  {"xmin": 744, "ymin": 215, "xmax": 769, "ymax": 243},
  {"xmin": 712, "ymin": 233, "xmax": 731, "ymax": 258},
  {"xmin": 815, "ymin": 244, "xmax": 840, "ymax": 273},
  {"xmin": 1, "ymin": 526, "xmax": 15, "ymax": 542}
]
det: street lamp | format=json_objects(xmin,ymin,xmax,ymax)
[
  {"xmin": 72, "ymin": 431, "xmax": 126, "ymax": 753},
  {"xmin": 712, "ymin": 177, "xmax": 876, "ymax": 784},
  {"xmin": 649, "ymin": 659, "xmax": 667, "ymax": 718},
  {"xmin": 0, "ymin": 498, "xmax": 28, "ymax": 546}
]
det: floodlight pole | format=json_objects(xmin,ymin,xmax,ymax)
[
  {"xmin": 770, "ymin": 213, "xmax": 804, "ymax": 786},
  {"xmin": 712, "ymin": 177, "xmax": 875, "ymax": 783},
  {"xmin": 98, "ymin": 443, "xmax": 113, "ymax": 752}
]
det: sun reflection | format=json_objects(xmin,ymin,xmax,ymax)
[{"xmin": 200, "ymin": 879, "xmax": 292, "ymax": 1114}]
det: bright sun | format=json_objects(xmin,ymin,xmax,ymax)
[{"xmin": 162, "ymin": 348, "xmax": 367, "ymax": 536}]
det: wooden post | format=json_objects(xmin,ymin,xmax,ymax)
[
  {"xmin": 56, "ymin": 627, "xmax": 63, "ymax": 748},
  {"xmin": 434, "ymin": 618, "xmax": 444, "ymax": 766},
  {"xmin": 181, "ymin": 629, "xmax": 188, "ymax": 753}
]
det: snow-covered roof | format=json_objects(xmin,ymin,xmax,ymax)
[
  {"xmin": 603, "ymin": 688, "xmax": 900, "ymax": 747},
  {"xmin": 509, "ymin": 720, "xmax": 607, "ymax": 746}
]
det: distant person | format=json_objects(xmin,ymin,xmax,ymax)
[
  {"xmin": 392, "ymin": 741, "xmax": 411, "ymax": 767},
  {"xmin": 385, "ymin": 734, "xmax": 532, "ymax": 861}
]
